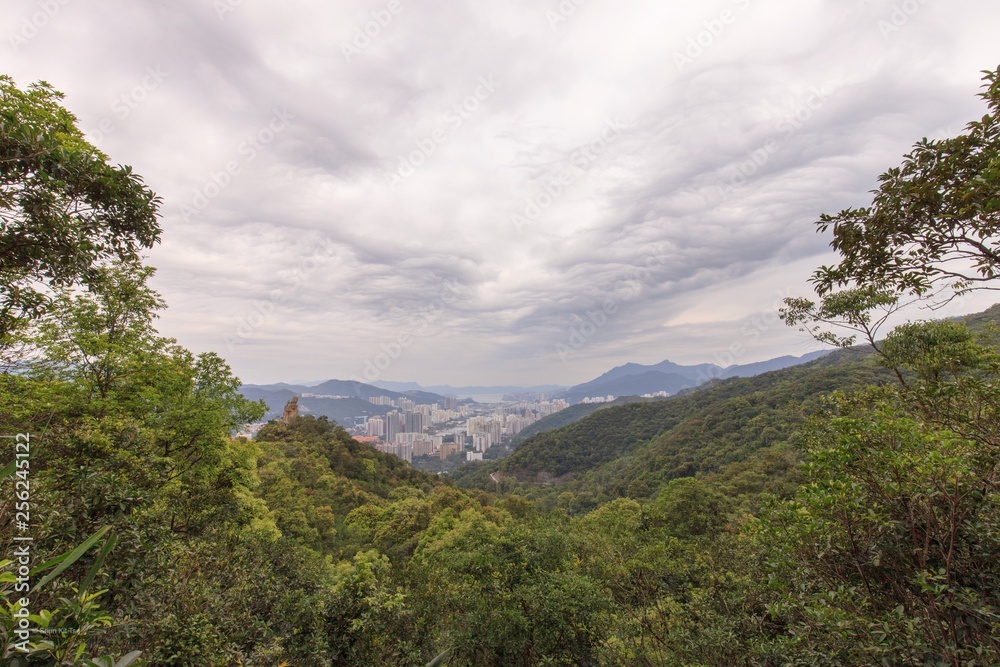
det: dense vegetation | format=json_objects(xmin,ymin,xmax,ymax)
[
  {"xmin": 507, "ymin": 395, "xmax": 659, "ymax": 447},
  {"xmin": 1, "ymin": 67, "xmax": 999, "ymax": 665},
  {"xmin": 454, "ymin": 347, "xmax": 890, "ymax": 499}
]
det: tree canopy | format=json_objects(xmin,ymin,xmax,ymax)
[
  {"xmin": 0, "ymin": 76, "xmax": 161, "ymax": 341},
  {"xmin": 812, "ymin": 66, "xmax": 1000, "ymax": 298}
]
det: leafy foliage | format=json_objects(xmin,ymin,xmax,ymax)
[
  {"xmin": 253, "ymin": 415, "xmax": 440, "ymax": 554},
  {"xmin": 812, "ymin": 66, "xmax": 1000, "ymax": 296},
  {"xmin": 455, "ymin": 347, "xmax": 890, "ymax": 508},
  {"xmin": 758, "ymin": 345, "xmax": 1000, "ymax": 663},
  {"xmin": 0, "ymin": 76, "xmax": 160, "ymax": 341}
]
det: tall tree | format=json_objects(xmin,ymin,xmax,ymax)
[
  {"xmin": 0, "ymin": 76, "xmax": 161, "ymax": 342},
  {"xmin": 768, "ymin": 66, "xmax": 1000, "ymax": 664},
  {"xmin": 813, "ymin": 66, "xmax": 1000, "ymax": 298},
  {"xmin": 783, "ymin": 67, "xmax": 1000, "ymax": 349}
]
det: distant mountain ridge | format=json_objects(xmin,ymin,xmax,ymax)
[
  {"xmin": 241, "ymin": 352, "xmax": 829, "ymax": 424},
  {"xmin": 558, "ymin": 351, "xmax": 830, "ymax": 403},
  {"xmin": 372, "ymin": 381, "xmax": 567, "ymax": 397},
  {"xmin": 454, "ymin": 304, "xmax": 1000, "ymax": 496},
  {"xmin": 240, "ymin": 379, "xmax": 446, "ymax": 425}
]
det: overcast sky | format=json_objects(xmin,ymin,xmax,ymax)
[{"xmin": 4, "ymin": 0, "xmax": 999, "ymax": 386}]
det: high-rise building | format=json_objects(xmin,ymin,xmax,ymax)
[
  {"xmin": 473, "ymin": 433, "xmax": 492, "ymax": 452},
  {"xmin": 467, "ymin": 416, "xmax": 488, "ymax": 436},
  {"xmin": 412, "ymin": 439, "xmax": 436, "ymax": 457},
  {"xmin": 366, "ymin": 416, "xmax": 385, "ymax": 438},
  {"xmin": 376, "ymin": 441, "xmax": 413, "ymax": 464},
  {"xmin": 404, "ymin": 410, "xmax": 425, "ymax": 434},
  {"xmin": 505, "ymin": 417, "xmax": 534, "ymax": 436},
  {"xmin": 385, "ymin": 410, "xmax": 402, "ymax": 444},
  {"xmin": 439, "ymin": 443, "xmax": 461, "ymax": 460}
]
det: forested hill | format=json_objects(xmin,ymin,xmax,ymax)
[
  {"xmin": 2, "ymin": 65, "xmax": 1000, "ymax": 665},
  {"xmin": 253, "ymin": 416, "xmax": 443, "ymax": 553},
  {"xmin": 457, "ymin": 304, "xmax": 1000, "ymax": 503},
  {"xmin": 556, "ymin": 350, "xmax": 829, "ymax": 403},
  {"xmin": 508, "ymin": 394, "xmax": 663, "ymax": 445},
  {"xmin": 452, "ymin": 346, "xmax": 884, "ymax": 491}
]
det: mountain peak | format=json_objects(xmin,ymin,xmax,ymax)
[{"xmin": 559, "ymin": 351, "xmax": 829, "ymax": 403}]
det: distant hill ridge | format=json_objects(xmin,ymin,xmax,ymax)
[
  {"xmin": 453, "ymin": 346, "xmax": 887, "ymax": 494},
  {"xmin": 371, "ymin": 381, "xmax": 567, "ymax": 397},
  {"xmin": 240, "ymin": 379, "xmax": 446, "ymax": 424},
  {"xmin": 454, "ymin": 304, "xmax": 1000, "ymax": 497},
  {"xmin": 242, "ymin": 352, "xmax": 831, "ymax": 424},
  {"xmin": 558, "ymin": 351, "xmax": 830, "ymax": 403}
]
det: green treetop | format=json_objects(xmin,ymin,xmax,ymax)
[{"xmin": 0, "ymin": 76, "xmax": 161, "ymax": 342}]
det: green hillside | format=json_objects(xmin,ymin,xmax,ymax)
[
  {"xmin": 458, "ymin": 303, "xmax": 1000, "ymax": 513},
  {"xmin": 508, "ymin": 395, "xmax": 662, "ymax": 446},
  {"xmin": 253, "ymin": 416, "xmax": 442, "ymax": 554},
  {"xmin": 453, "ymin": 347, "xmax": 889, "ymax": 495}
]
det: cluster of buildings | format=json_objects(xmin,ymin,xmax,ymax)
[
  {"xmin": 352, "ymin": 395, "xmax": 569, "ymax": 464},
  {"xmin": 579, "ymin": 395, "xmax": 618, "ymax": 404},
  {"xmin": 578, "ymin": 391, "xmax": 671, "ymax": 404}
]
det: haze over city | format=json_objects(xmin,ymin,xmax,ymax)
[{"xmin": 4, "ymin": 0, "xmax": 999, "ymax": 386}]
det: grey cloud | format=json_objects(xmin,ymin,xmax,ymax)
[{"xmin": 3, "ymin": 0, "xmax": 998, "ymax": 384}]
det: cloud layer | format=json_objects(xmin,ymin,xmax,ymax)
[{"xmin": 4, "ymin": 0, "xmax": 999, "ymax": 385}]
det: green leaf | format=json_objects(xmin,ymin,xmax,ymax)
[
  {"xmin": 115, "ymin": 650, "xmax": 143, "ymax": 667},
  {"xmin": 31, "ymin": 526, "xmax": 111, "ymax": 593},
  {"xmin": 79, "ymin": 532, "xmax": 117, "ymax": 596},
  {"xmin": 426, "ymin": 648, "xmax": 452, "ymax": 666}
]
